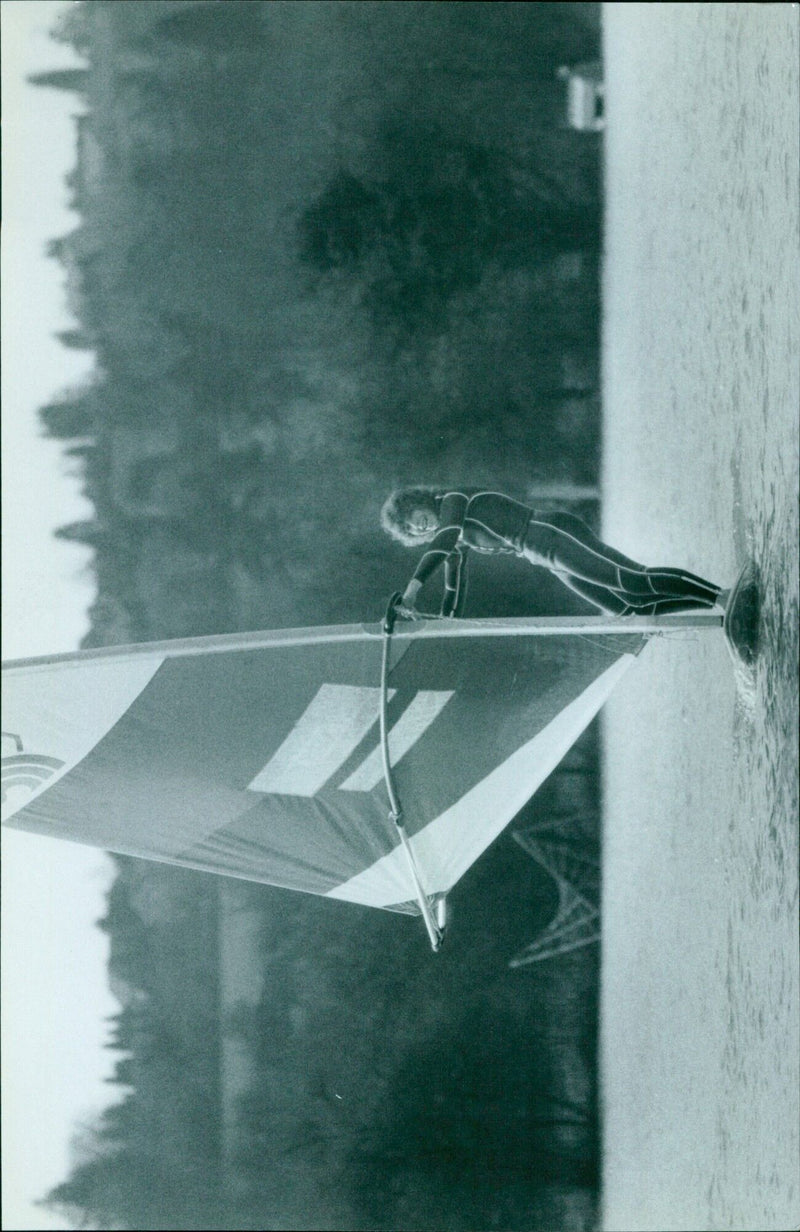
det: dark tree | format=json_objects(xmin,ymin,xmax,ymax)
[
  {"xmin": 153, "ymin": 1, "xmax": 264, "ymax": 50},
  {"xmin": 39, "ymin": 394, "xmax": 96, "ymax": 440},
  {"xmin": 28, "ymin": 68, "xmax": 90, "ymax": 93},
  {"xmin": 54, "ymin": 520, "xmax": 105, "ymax": 547},
  {"xmin": 56, "ymin": 329, "xmax": 94, "ymax": 351}
]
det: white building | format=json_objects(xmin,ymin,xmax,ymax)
[{"xmin": 557, "ymin": 61, "xmax": 605, "ymax": 132}]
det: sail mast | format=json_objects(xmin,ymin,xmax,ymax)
[
  {"xmin": 389, "ymin": 612, "xmax": 723, "ymax": 639},
  {"xmin": 2, "ymin": 612, "xmax": 723, "ymax": 674}
]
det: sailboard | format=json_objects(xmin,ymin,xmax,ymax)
[
  {"xmin": 723, "ymin": 559, "xmax": 760, "ymax": 667},
  {"xmin": 1, "ymin": 612, "xmax": 721, "ymax": 949}
]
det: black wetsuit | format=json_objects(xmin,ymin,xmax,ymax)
[{"xmin": 406, "ymin": 491, "xmax": 720, "ymax": 617}]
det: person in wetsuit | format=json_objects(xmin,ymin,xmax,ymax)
[{"xmin": 381, "ymin": 487, "xmax": 727, "ymax": 618}]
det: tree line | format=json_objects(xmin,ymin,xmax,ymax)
[{"xmin": 36, "ymin": 3, "xmax": 604, "ymax": 1228}]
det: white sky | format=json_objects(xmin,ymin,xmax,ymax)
[{"xmin": 2, "ymin": 4, "xmax": 121, "ymax": 1229}]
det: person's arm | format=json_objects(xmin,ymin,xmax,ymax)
[
  {"xmin": 401, "ymin": 527, "xmax": 460, "ymax": 611},
  {"xmin": 440, "ymin": 545, "xmax": 468, "ymax": 617}
]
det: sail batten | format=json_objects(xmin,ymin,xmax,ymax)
[{"xmin": 2, "ymin": 620, "xmax": 650, "ymax": 923}]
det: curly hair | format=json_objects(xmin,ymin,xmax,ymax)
[{"xmin": 380, "ymin": 486, "xmax": 443, "ymax": 545}]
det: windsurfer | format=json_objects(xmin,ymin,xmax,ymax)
[{"xmin": 381, "ymin": 487, "xmax": 727, "ymax": 618}]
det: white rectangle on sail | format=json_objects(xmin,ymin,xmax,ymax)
[
  {"xmin": 247, "ymin": 683, "xmax": 394, "ymax": 797},
  {"xmin": 340, "ymin": 690, "xmax": 454, "ymax": 792}
]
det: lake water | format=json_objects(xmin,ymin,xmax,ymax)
[{"xmin": 599, "ymin": 6, "xmax": 799, "ymax": 1231}]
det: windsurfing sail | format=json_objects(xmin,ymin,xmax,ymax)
[
  {"xmin": 1, "ymin": 617, "xmax": 649, "ymax": 940},
  {"xmin": 509, "ymin": 819, "xmax": 601, "ymax": 966}
]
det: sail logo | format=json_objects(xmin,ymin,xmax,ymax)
[
  {"xmin": 247, "ymin": 683, "xmax": 454, "ymax": 798},
  {"xmin": 1, "ymin": 753, "xmax": 65, "ymax": 805}
]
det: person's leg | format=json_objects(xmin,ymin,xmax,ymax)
[
  {"xmin": 648, "ymin": 595, "xmax": 720, "ymax": 614},
  {"xmin": 547, "ymin": 571, "xmax": 630, "ymax": 615},
  {"xmin": 645, "ymin": 567, "xmax": 719, "ymax": 600},
  {"xmin": 554, "ymin": 520, "xmax": 721, "ymax": 598},
  {"xmin": 522, "ymin": 512, "xmax": 721, "ymax": 607},
  {"xmin": 604, "ymin": 583, "xmax": 720, "ymax": 612},
  {"xmin": 547, "ymin": 572, "xmax": 719, "ymax": 617},
  {"xmin": 541, "ymin": 517, "xmax": 646, "ymax": 572},
  {"xmin": 619, "ymin": 595, "xmax": 720, "ymax": 615}
]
